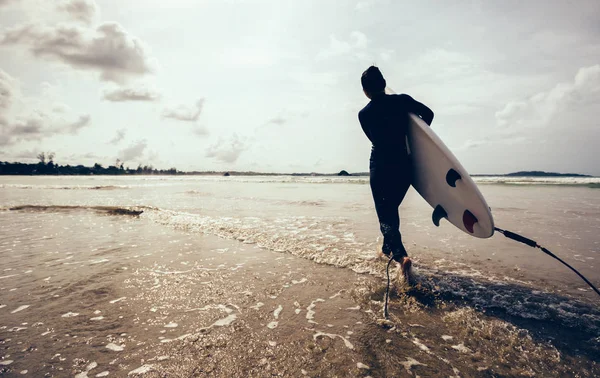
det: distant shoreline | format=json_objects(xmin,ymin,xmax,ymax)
[{"xmin": 0, "ymin": 162, "xmax": 594, "ymax": 177}]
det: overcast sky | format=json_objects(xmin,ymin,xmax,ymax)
[{"xmin": 0, "ymin": 0, "xmax": 599, "ymax": 174}]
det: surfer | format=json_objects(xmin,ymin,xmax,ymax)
[{"xmin": 358, "ymin": 66, "xmax": 434, "ymax": 281}]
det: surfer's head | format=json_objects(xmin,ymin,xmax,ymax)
[{"xmin": 361, "ymin": 66, "xmax": 386, "ymax": 98}]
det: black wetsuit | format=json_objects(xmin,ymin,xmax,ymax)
[{"xmin": 358, "ymin": 93, "xmax": 434, "ymax": 261}]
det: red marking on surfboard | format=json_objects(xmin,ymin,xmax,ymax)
[{"xmin": 463, "ymin": 210, "xmax": 478, "ymax": 233}]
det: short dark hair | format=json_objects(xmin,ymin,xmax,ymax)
[{"xmin": 361, "ymin": 66, "xmax": 386, "ymax": 94}]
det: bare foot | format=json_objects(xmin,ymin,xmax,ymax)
[{"xmin": 398, "ymin": 257, "xmax": 414, "ymax": 285}]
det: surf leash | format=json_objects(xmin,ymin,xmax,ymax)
[
  {"xmin": 494, "ymin": 227, "xmax": 600, "ymax": 298},
  {"xmin": 384, "ymin": 255, "xmax": 394, "ymax": 319}
]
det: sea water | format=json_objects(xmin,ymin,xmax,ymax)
[{"xmin": 1, "ymin": 175, "xmax": 599, "ymax": 376}]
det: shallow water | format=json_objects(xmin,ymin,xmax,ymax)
[{"xmin": 1, "ymin": 175, "xmax": 599, "ymax": 376}]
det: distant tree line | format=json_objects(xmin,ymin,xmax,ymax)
[{"xmin": 0, "ymin": 153, "xmax": 179, "ymax": 175}]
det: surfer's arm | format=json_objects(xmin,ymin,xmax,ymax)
[
  {"xmin": 400, "ymin": 94, "xmax": 434, "ymax": 126},
  {"xmin": 411, "ymin": 99, "xmax": 434, "ymax": 126}
]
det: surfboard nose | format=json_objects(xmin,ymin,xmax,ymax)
[{"xmin": 463, "ymin": 210, "xmax": 478, "ymax": 233}]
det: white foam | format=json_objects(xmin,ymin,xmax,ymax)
[
  {"xmin": 94, "ymin": 310, "xmax": 102, "ymax": 314},
  {"xmin": 452, "ymin": 343, "xmax": 472, "ymax": 353},
  {"xmin": 441, "ymin": 335, "xmax": 453, "ymax": 341},
  {"xmin": 357, "ymin": 363, "xmax": 369, "ymax": 369},
  {"xmin": 0, "ymin": 360, "xmax": 14, "ymax": 365},
  {"xmin": 306, "ymin": 299, "xmax": 325, "ymax": 321},
  {"xmin": 268, "ymin": 341, "xmax": 277, "ymax": 346},
  {"xmin": 273, "ymin": 305, "xmax": 283, "ymax": 319},
  {"xmin": 250, "ymin": 302, "xmax": 264, "ymax": 310},
  {"xmin": 212, "ymin": 314, "xmax": 237, "ymax": 327},
  {"xmin": 164, "ymin": 323, "xmax": 178, "ymax": 328},
  {"xmin": 90, "ymin": 316, "xmax": 104, "ymax": 321},
  {"xmin": 0, "ymin": 274, "xmax": 19, "ymax": 280},
  {"xmin": 291, "ymin": 278, "xmax": 307, "ymax": 285},
  {"xmin": 61, "ymin": 312, "xmax": 79, "ymax": 318},
  {"xmin": 11, "ymin": 305, "xmax": 29, "ymax": 313},
  {"xmin": 109, "ymin": 297, "xmax": 126, "ymax": 304},
  {"xmin": 128, "ymin": 365, "xmax": 153, "ymax": 376},
  {"xmin": 106, "ymin": 343, "xmax": 124, "ymax": 351},
  {"xmin": 412, "ymin": 338, "xmax": 430, "ymax": 351},
  {"xmin": 96, "ymin": 372, "xmax": 109, "ymax": 377},
  {"xmin": 312, "ymin": 331, "xmax": 354, "ymax": 350},
  {"xmin": 399, "ymin": 357, "xmax": 426, "ymax": 374},
  {"xmin": 267, "ymin": 321, "xmax": 278, "ymax": 329},
  {"xmin": 20, "ymin": 370, "xmax": 28, "ymax": 375},
  {"xmin": 0, "ymin": 305, "xmax": 6, "ymax": 309}
]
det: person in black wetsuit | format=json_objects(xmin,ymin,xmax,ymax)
[{"xmin": 358, "ymin": 66, "xmax": 434, "ymax": 280}]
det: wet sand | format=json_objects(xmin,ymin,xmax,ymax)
[{"xmin": 1, "ymin": 208, "xmax": 598, "ymax": 377}]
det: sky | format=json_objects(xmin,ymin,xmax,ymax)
[{"xmin": 0, "ymin": 0, "xmax": 599, "ymax": 175}]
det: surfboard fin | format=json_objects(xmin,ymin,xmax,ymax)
[
  {"xmin": 446, "ymin": 168, "xmax": 462, "ymax": 187},
  {"xmin": 432, "ymin": 205, "xmax": 448, "ymax": 227},
  {"xmin": 463, "ymin": 210, "xmax": 478, "ymax": 233}
]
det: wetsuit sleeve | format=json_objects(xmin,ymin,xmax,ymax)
[
  {"xmin": 400, "ymin": 94, "xmax": 434, "ymax": 126},
  {"xmin": 358, "ymin": 110, "xmax": 373, "ymax": 142}
]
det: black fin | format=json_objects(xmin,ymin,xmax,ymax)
[
  {"xmin": 463, "ymin": 210, "xmax": 478, "ymax": 233},
  {"xmin": 446, "ymin": 168, "xmax": 462, "ymax": 187},
  {"xmin": 432, "ymin": 205, "xmax": 448, "ymax": 227}
]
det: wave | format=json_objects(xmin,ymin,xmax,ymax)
[
  {"xmin": 5, "ymin": 205, "xmax": 148, "ymax": 216},
  {"xmin": 0, "ymin": 184, "xmax": 132, "ymax": 190},
  {"xmin": 473, "ymin": 176, "xmax": 600, "ymax": 186}
]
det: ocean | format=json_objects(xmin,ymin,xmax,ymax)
[{"xmin": 1, "ymin": 175, "xmax": 599, "ymax": 377}]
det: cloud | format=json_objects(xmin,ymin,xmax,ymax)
[
  {"xmin": 0, "ymin": 69, "xmax": 16, "ymax": 110},
  {"xmin": 267, "ymin": 116, "xmax": 286, "ymax": 125},
  {"xmin": 162, "ymin": 99, "xmax": 204, "ymax": 122},
  {"xmin": 57, "ymin": 0, "xmax": 98, "ymax": 25},
  {"xmin": 0, "ymin": 0, "xmax": 16, "ymax": 7},
  {"xmin": 1, "ymin": 22, "xmax": 156, "ymax": 82},
  {"xmin": 496, "ymin": 64, "xmax": 600, "ymax": 128},
  {"xmin": 118, "ymin": 140, "xmax": 147, "ymax": 162},
  {"xmin": 103, "ymin": 85, "xmax": 160, "ymax": 102},
  {"xmin": 317, "ymin": 31, "xmax": 368, "ymax": 60},
  {"xmin": 0, "ymin": 112, "xmax": 92, "ymax": 146},
  {"xmin": 108, "ymin": 128, "xmax": 126, "ymax": 144},
  {"xmin": 192, "ymin": 125, "xmax": 209, "ymax": 137},
  {"xmin": 66, "ymin": 114, "xmax": 91, "ymax": 132},
  {"xmin": 205, "ymin": 134, "xmax": 247, "ymax": 163}
]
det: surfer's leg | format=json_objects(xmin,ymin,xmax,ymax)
[
  {"xmin": 370, "ymin": 170, "xmax": 398, "ymax": 257},
  {"xmin": 390, "ymin": 174, "xmax": 412, "ymax": 260}
]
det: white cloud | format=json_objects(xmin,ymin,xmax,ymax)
[
  {"xmin": 1, "ymin": 22, "xmax": 156, "ymax": 82},
  {"xmin": 0, "ymin": 0, "xmax": 16, "ymax": 7},
  {"xmin": 205, "ymin": 134, "xmax": 247, "ymax": 163},
  {"xmin": 496, "ymin": 64, "xmax": 600, "ymax": 128},
  {"xmin": 192, "ymin": 124, "xmax": 209, "ymax": 137},
  {"xmin": 57, "ymin": 0, "xmax": 98, "ymax": 25},
  {"xmin": 108, "ymin": 128, "xmax": 125, "ymax": 144},
  {"xmin": 162, "ymin": 99, "xmax": 204, "ymax": 122},
  {"xmin": 1, "ymin": 111, "xmax": 92, "ymax": 146},
  {"xmin": 119, "ymin": 140, "xmax": 147, "ymax": 162},
  {"xmin": 0, "ymin": 68, "xmax": 16, "ymax": 110},
  {"xmin": 267, "ymin": 116, "xmax": 286, "ymax": 125},
  {"xmin": 103, "ymin": 85, "xmax": 160, "ymax": 102},
  {"xmin": 317, "ymin": 31, "xmax": 368, "ymax": 60}
]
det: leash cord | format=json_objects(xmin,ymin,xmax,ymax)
[
  {"xmin": 494, "ymin": 227, "xmax": 600, "ymax": 298},
  {"xmin": 384, "ymin": 255, "xmax": 394, "ymax": 318}
]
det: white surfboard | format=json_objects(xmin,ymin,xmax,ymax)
[{"xmin": 406, "ymin": 113, "xmax": 494, "ymax": 238}]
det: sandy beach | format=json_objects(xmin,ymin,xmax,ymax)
[{"xmin": 1, "ymin": 176, "xmax": 599, "ymax": 377}]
